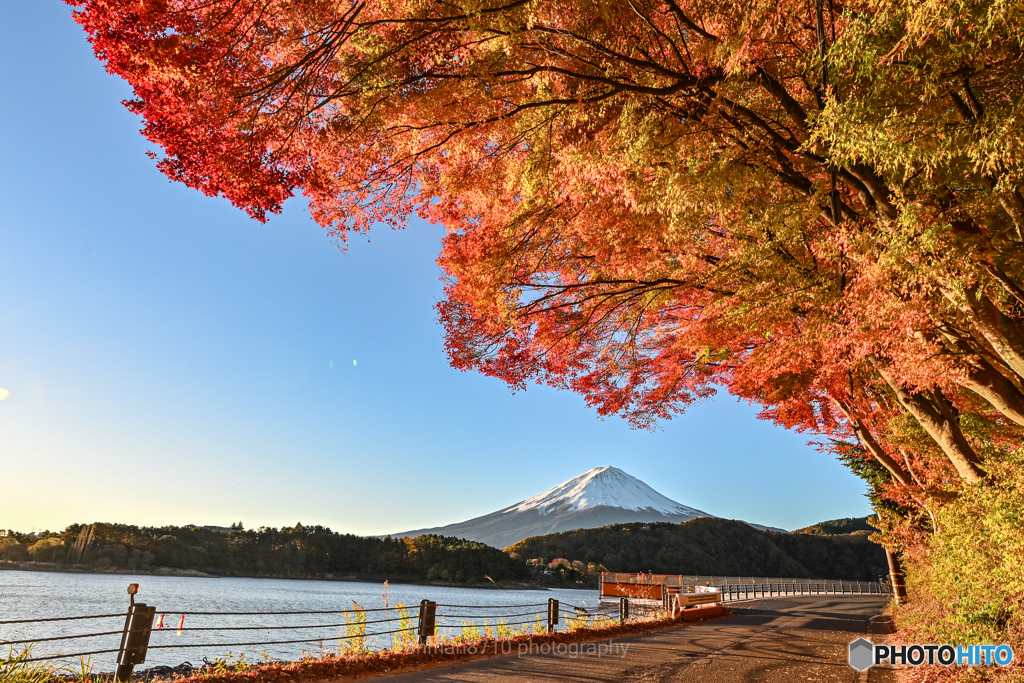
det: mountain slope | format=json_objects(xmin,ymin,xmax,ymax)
[
  {"xmin": 511, "ymin": 466, "xmax": 706, "ymax": 516},
  {"xmin": 392, "ymin": 466, "xmax": 712, "ymax": 548},
  {"xmin": 792, "ymin": 516, "xmax": 874, "ymax": 535},
  {"xmin": 507, "ymin": 517, "xmax": 888, "ymax": 581}
]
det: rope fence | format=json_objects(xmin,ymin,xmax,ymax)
[
  {"xmin": 0, "ymin": 587, "xmax": 633, "ymax": 676},
  {"xmin": 143, "ymin": 628, "xmax": 420, "ymax": 650},
  {"xmin": 14, "ymin": 648, "xmax": 125, "ymax": 663},
  {"xmin": 0, "ymin": 614, "xmax": 124, "ymax": 626},
  {"xmin": 168, "ymin": 615, "xmax": 419, "ymax": 631},
  {"xmin": 175, "ymin": 605, "xmax": 418, "ymax": 616},
  {"xmin": 2, "ymin": 631, "xmax": 126, "ymax": 646},
  {"xmin": 6, "ymin": 578, "xmax": 886, "ymax": 676},
  {"xmin": 433, "ymin": 603, "xmax": 549, "ymax": 609},
  {"xmin": 440, "ymin": 610, "xmax": 548, "ymax": 619}
]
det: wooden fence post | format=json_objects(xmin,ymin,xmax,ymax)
[
  {"xmin": 114, "ymin": 584, "xmax": 155, "ymax": 683},
  {"xmin": 417, "ymin": 600, "xmax": 437, "ymax": 646},
  {"xmin": 618, "ymin": 597, "xmax": 629, "ymax": 623},
  {"xmin": 547, "ymin": 598, "xmax": 559, "ymax": 633}
]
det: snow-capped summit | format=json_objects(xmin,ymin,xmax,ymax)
[
  {"xmin": 391, "ymin": 466, "xmax": 713, "ymax": 548},
  {"xmin": 510, "ymin": 466, "xmax": 706, "ymax": 517}
]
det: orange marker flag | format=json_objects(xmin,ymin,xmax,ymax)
[
  {"xmin": 155, "ymin": 614, "xmax": 164, "ymax": 630},
  {"xmin": 176, "ymin": 614, "xmax": 185, "ymax": 636}
]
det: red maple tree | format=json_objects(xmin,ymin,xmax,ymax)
[{"xmin": 65, "ymin": 0, "xmax": 1024, "ymax": 497}]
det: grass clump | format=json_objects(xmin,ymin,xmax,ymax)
[
  {"xmin": 340, "ymin": 601, "xmax": 367, "ymax": 653},
  {"xmin": 0, "ymin": 647, "xmax": 93, "ymax": 683}
]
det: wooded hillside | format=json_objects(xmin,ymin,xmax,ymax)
[
  {"xmin": 0, "ymin": 523, "xmax": 531, "ymax": 585},
  {"xmin": 507, "ymin": 518, "xmax": 887, "ymax": 581}
]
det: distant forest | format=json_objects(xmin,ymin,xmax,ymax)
[
  {"xmin": 508, "ymin": 517, "xmax": 888, "ymax": 581},
  {"xmin": 0, "ymin": 517, "xmax": 886, "ymax": 584},
  {"xmin": 0, "ymin": 523, "xmax": 531, "ymax": 585}
]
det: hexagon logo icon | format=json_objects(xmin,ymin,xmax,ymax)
[{"xmin": 849, "ymin": 637, "xmax": 874, "ymax": 671}]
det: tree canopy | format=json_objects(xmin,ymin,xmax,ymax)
[
  {"xmin": 66, "ymin": 0, "xmax": 1024, "ymax": 574},
  {"xmin": 2, "ymin": 523, "xmax": 532, "ymax": 583}
]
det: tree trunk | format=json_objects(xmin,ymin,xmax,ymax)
[
  {"xmin": 997, "ymin": 189, "xmax": 1024, "ymax": 241},
  {"xmin": 934, "ymin": 324, "xmax": 1024, "ymax": 425},
  {"xmin": 832, "ymin": 399, "xmax": 913, "ymax": 486},
  {"xmin": 872, "ymin": 364, "xmax": 985, "ymax": 483},
  {"xmin": 962, "ymin": 330, "xmax": 1024, "ymax": 394},
  {"xmin": 886, "ymin": 549, "xmax": 908, "ymax": 605},
  {"xmin": 961, "ymin": 360, "xmax": 1024, "ymax": 427},
  {"xmin": 950, "ymin": 287, "xmax": 1024, "ymax": 381}
]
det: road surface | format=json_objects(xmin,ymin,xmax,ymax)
[{"xmin": 372, "ymin": 595, "xmax": 895, "ymax": 683}]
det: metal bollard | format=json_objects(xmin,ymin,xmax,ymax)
[
  {"xmin": 546, "ymin": 598, "xmax": 559, "ymax": 633},
  {"xmin": 114, "ymin": 584, "xmax": 156, "ymax": 683},
  {"xmin": 417, "ymin": 600, "xmax": 437, "ymax": 646}
]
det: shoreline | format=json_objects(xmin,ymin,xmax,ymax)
[{"xmin": 0, "ymin": 561, "xmax": 593, "ymax": 592}]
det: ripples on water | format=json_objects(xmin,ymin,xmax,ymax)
[{"xmin": 0, "ymin": 570, "xmax": 596, "ymax": 670}]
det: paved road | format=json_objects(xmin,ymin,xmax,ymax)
[{"xmin": 373, "ymin": 595, "xmax": 895, "ymax": 683}]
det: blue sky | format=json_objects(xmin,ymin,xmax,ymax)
[{"xmin": 0, "ymin": 2, "xmax": 871, "ymax": 536}]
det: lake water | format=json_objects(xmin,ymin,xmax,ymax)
[{"xmin": 0, "ymin": 570, "xmax": 598, "ymax": 671}]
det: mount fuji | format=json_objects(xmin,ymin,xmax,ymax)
[{"xmin": 392, "ymin": 466, "xmax": 724, "ymax": 549}]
